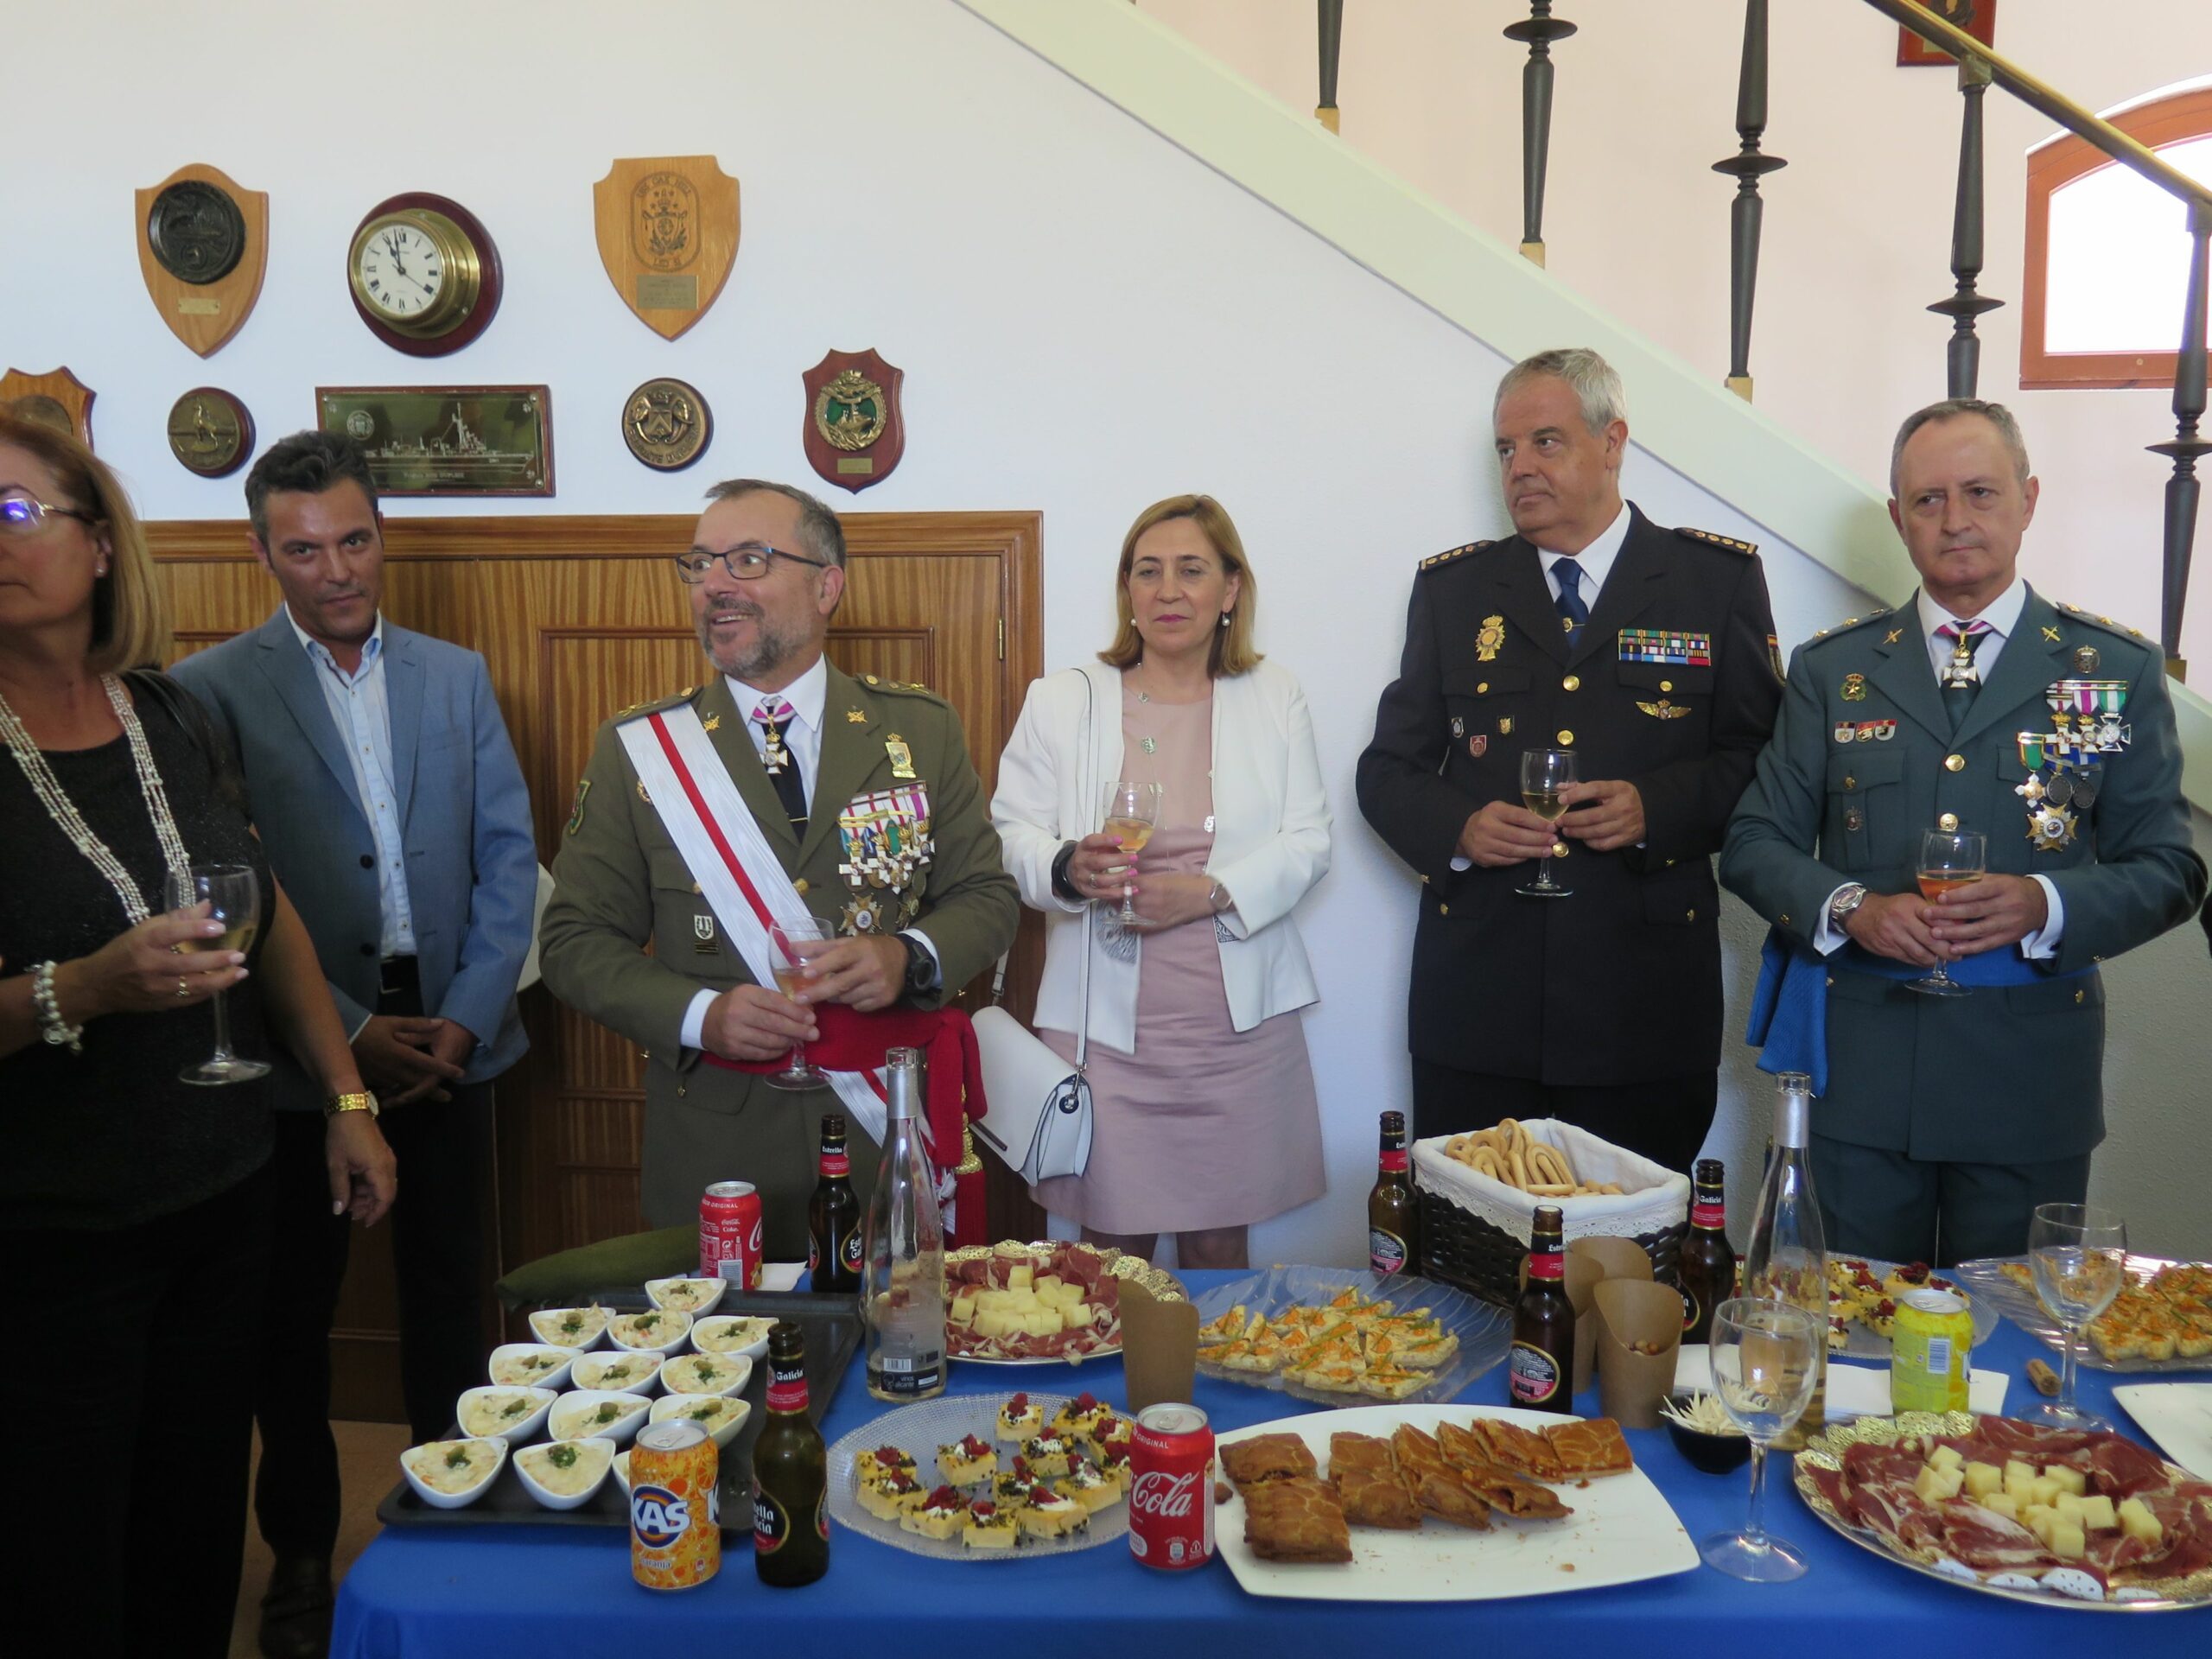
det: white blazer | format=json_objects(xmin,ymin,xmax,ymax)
[{"xmin": 991, "ymin": 658, "xmax": 1332, "ymax": 1052}]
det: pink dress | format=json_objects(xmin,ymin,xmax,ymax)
[{"xmin": 1034, "ymin": 682, "xmax": 1326, "ymax": 1235}]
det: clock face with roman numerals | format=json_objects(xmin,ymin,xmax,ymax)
[{"xmin": 353, "ymin": 217, "xmax": 448, "ymax": 322}]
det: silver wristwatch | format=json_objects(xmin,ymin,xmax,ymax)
[{"xmin": 1827, "ymin": 883, "xmax": 1870, "ymax": 928}]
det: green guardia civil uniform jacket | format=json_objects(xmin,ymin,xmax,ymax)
[
  {"xmin": 1719, "ymin": 588, "xmax": 2204, "ymax": 1164},
  {"xmin": 539, "ymin": 665, "xmax": 1020, "ymax": 1255}
]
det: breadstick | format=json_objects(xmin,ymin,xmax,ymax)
[
  {"xmin": 1529, "ymin": 1182, "xmax": 1575, "ymax": 1197},
  {"xmin": 1531, "ymin": 1144, "xmax": 1573, "ymax": 1187},
  {"xmin": 1471, "ymin": 1147, "xmax": 1503, "ymax": 1181},
  {"xmin": 1508, "ymin": 1149, "xmax": 1531, "ymax": 1191},
  {"xmin": 1497, "ymin": 1118, "xmax": 1524, "ymax": 1159}
]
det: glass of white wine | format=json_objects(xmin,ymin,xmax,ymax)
[
  {"xmin": 1909, "ymin": 827, "xmax": 1985, "ymax": 996},
  {"xmin": 165, "ymin": 863, "xmax": 270, "ymax": 1086},
  {"xmin": 2022, "ymin": 1201, "xmax": 2127, "ymax": 1432},
  {"xmin": 1100, "ymin": 779, "xmax": 1164, "ymax": 925},
  {"xmin": 766, "ymin": 917, "xmax": 836, "ymax": 1090},
  {"xmin": 1515, "ymin": 748, "xmax": 1576, "ymax": 898},
  {"xmin": 1702, "ymin": 1296, "xmax": 1821, "ymax": 1582}
]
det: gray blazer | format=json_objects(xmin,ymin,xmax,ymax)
[{"xmin": 171, "ymin": 608, "xmax": 537, "ymax": 1108}]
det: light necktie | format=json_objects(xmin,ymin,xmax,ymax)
[
  {"xmin": 753, "ymin": 697, "xmax": 808, "ymax": 833},
  {"xmin": 1552, "ymin": 556, "xmax": 1590, "ymax": 651},
  {"xmin": 1936, "ymin": 620, "xmax": 1991, "ymax": 734}
]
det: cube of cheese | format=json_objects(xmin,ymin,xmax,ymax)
[
  {"xmin": 2043, "ymin": 1464, "xmax": 2088, "ymax": 1497},
  {"xmin": 2052, "ymin": 1491, "xmax": 2083, "ymax": 1522},
  {"xmin": 950, "ymin": 1291, "xmax": 978, "ymax": 1325},
  {"xmin": 1046, "ymin": 1281, "xmax": 1084, "ymax": 1308},
  {"xmin": 2003, "ymin": 1459, "xmax": 2036, "ymax": 1493},
  {"xmin": 2047, "ymin": 1517, "xmax": 2087, "ymax": 1560},
  {"xmin": 1928, "ymin": 1444, "xmax": 1965, "ymax": 1472},
  {"xmin": 2028, "ymin": 1475, "xmax": 2063, "ymax": 1508},
  {"xmin": 1913, "ymin": 1464, "xmax": 1963, "ymax": 1503},
  {"xmin": 973, "ymin": 1310, "xmax": 1017, "ymax": 1339},
  {"xmin": 1062, "ymin": 1301, "xmax": 1092, "ymax": 1332},
  {"xmin": 2078, "ymin": 1494, "xmax": 2117, "ymax": 1531},
  {"xmin": 2024, "ymin": 1507, "xmax": 2056, "ymax": 1546},
  {"xmin": 1978, "ymin": 1491, "xmax": 2018, "ymax": 1521},
  {"xmin": 2118, "ymin": 1497, "xmax": 2164, "ymax": 1545},
  {"xmin": 1007, "ymin": 1265, "xmax": 1034, "ymax": 1290},
  {"xmin": 1034, "ymin": 1274, "xmax": 1063, "ymax": 1294},
  {"xmin": 1961, "ymin": 1461, "xmax": 2004, "ymax": 1499}
]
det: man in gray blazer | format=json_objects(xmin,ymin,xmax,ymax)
[{"xmin": 169, "ymin": 431, "xmax": 535, "ymax": 1659}]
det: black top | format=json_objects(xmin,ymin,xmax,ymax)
[{"xmin": 1, "ymin": 683, "xmax": 274, "ymax": 1230}]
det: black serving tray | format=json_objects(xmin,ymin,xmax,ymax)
[{"xmin": 376, "ymin": 1287, "xmax": 862, "ymax": 1535}]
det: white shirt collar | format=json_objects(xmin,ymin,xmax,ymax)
[
  {"xmin": 1539, "ymin": 499, "xmax": 1632, "ymax": 601},
  {"xmin": 726, "ymin": 652, "xmax": 828, "ymax": 733},
  {"xmin": 285, "ymin": 605, "xmax": 383, "ymax": 676},
  {"xmin": 1916, "ymin": 575, "xmax": 2028, "ymax": 646}
]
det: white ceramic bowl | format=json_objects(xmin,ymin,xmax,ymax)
[
  {"xmin": 612, "ymin": 1448, "xmax": 633, "ymax": 1495},
  {"xmin": 570, "ymin": 1350, "xmax": 664, "ymax": 1396},
  {"xmin": 512, "ymin": 1438, "xmax": 617, "ymax": 1510},
  {"xmin": 606, "ymin": 1308, "xmax": 692, "ymax": 1356},
  {"xmin": 691, "ymin": 1314, "xmax": 775, "ymax": 1364},
  {"xmin": 526, "ymin": 1306, "xmax": 612, "ymax": 1351},
  {"xmin": 548, "ymin": 1389, "xmax": 652, "ymax": 1446},
  {"xmin": 647, "ymin": 1391, "xmax": 752, "ymax": 1449},
  {"xmin": 453, "ymin": 1385, "xmax": 558, "ymax": 1446},
  {"xmin": 398, "ymin": 1438, "xmax": 508, "ymax": 1509},
  {"xmin": 486, "ymin": 1343, "xmax": 577, "ymax": 1391},
  {"xmin": 658, "ymin": 1351, "xmax": 753, "ymax": 1399},
  {"xmin": 644, "ymin": 1276, "xmax": 728, "ymax": 1317}
]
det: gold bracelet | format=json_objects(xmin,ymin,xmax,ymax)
[{"xmin": 325, "ymin": 1090, "xmax": 379, "ymax": 1119}]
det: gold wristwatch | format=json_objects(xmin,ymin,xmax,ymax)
[{"xmin": 325, "ymin": 1090, "xmax": 380, "ymax": 1120}]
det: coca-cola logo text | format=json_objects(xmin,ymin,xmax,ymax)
[{"xmin": 1130, "ymin": 1470, "xmax": 1198, "ymax": 1518}]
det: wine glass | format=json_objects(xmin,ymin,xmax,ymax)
[
  {"xmin": 165, "ymin": 864, "xmax": 271, "ymax": 1086},
  {"xmin": 1515, "ymin": 748, "xmax": 1576, "ymax": 898},
  {"xmin": 2021, "ymin": 1202, "xmax": 2127, "ymax": 1432},
  {"xmin": 1099, "ymin": 780, "xmax": 1164, "ymax": 925},
  {"xmin": 766, "ymin": 917, "xmax": 836, "ymax": 1090},
  {"xmin": 1909, "ymin": 828, "xmax": 1986, "ymax": 996},
  {"xmin": 1701, "ymin": 1297, "xmax": 1821, "ymax": 1582}
]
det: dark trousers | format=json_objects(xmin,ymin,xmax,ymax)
[
  {"xmin": 4, "ymin": 1164, "xmax": 272, "ymax": 1659},
  {"xmin": 254, "ymin": 962, "xmax": 494, "ymax": 1560},
  {"xmin": 1809, "ymin": 1135, "xmax": 2093, "ymax": 1268},
  {"xmin": 1412, "ymin": 1058, "xmax": 1719, "ymax": 1176}
]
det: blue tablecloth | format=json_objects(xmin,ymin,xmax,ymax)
[{"xmin": 334, "ymin": 1271, "xmax": 2209, "ymax": 1656}]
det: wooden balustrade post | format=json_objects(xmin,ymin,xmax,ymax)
[
  {"xmin": 1503, "ymin": 2, "xmax": 1577, "ymax": 268},
  {"xmin": 1316, "ymin": 0, "xmax": 1344, "ymax": 132},
  {"xmin": 1713, "ymin": 0, "xmax": 1787, "ymax": 401},
  {"xmin": 2150, "ymin": 204, "xmax": 2211, "ymax": 681},
  {"xmin": 1927, "ymin": 54, "xmax": 2005, "ymax": 397}
]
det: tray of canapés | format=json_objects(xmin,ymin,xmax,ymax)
[
  {"xmin": 1953, "ymin": 1255, "xmax": 2212, "ymax": 1373},
  {"xmin": 382, "ymin": 1279, "xmax": 861, "ymax": 1531},
  {"xmin": 1824, "ymin": 1256, "xmax": 1999, "ymax": 1360}
]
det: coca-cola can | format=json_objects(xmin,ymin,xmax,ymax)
[
  {"xmin": 699, "ymin": 1180, "xmax": 762, "ymax": 1287},
  {"xmin": 1128, "ymin": 1402, "xmax": 1214, "ymax": 1570}
]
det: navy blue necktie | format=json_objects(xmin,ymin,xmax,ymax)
[{"xmin": 1553, "ymin": 557, "xmax": 1589, "ymax": 650}]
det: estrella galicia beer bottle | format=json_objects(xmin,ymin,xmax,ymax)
[
  {"xmin": 808, "ymin": 1113, "xmax": 862, "ymax": 1294},
  {"xmin": 1676, "ymin": 1158, "xmax": 1735, "ymax": 1347},
  {"xmin": 1367, "ymin": 1110, "xmax": 1420, "ymax": 1276},
  {"xmin": 1510, "ymin": 1205, "xmax": 1576, "ymax": 1414},
  {"xmin": 752, "ymin": 1320, "xmax": 829, "ymax": 1586}
]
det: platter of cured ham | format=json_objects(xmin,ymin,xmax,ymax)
[
  {"xmin": 1793, "ymin": 1410, "xmax": 2212, "ymax": 1609},
  {"xmin": 944, "ymin": 1241, "xmax": 1185, "ymax": 1365}
]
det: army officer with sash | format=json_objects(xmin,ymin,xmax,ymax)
[
  {"xmin": 539, "ymin": 480, "xmax": 1018, "ymax": 1255},
  {"xmin": 1723, "ymin": 400, "xmax": 2204, "ymax": 1264}
]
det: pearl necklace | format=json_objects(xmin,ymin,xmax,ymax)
[{"xmin": 0, "ymin": 674, "xmax": 194, "ymax": 925}]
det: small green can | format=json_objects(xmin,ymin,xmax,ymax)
[{"xmin": 1891, "ymin": 1287, "xmax": 1974, "ymax": 1414}]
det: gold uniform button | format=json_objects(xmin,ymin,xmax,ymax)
[
  {"xmin": 1687, "ymin": 908, "xmax": 1696, "ymax": 922},
  {"xmin": 1780, "ymin": 913, "xmax": 1791, "ymax": 925},
  {"xmin": 1553, "ymin": 841, "xmax": 1568, "ymax": 858},
  {"xmin": 1945, "ymin": 753, "xmax": 1966, "ymax": 772},
  {"xmin": 794, "ymin": 878, "xmax": 809, "ymax": 894},
  {"xmin": 1477, "ymin": 682, "xmax": 1490, "ymax": 694},
  {"xmin": 1556, "ymin": 729, "xmax": 1574, "ymax": 745},
  {"xmin": 1562, "ymin": 675, "xmax": 1580, "ymax": 691},
  {"xmin": 1438, "ymin": 903, "xmax": 1449, "ymax": 917},
  {"xmin": 1938, "ymin": 812, "xmax": 1959, "ymax": 832},
  {"xmin": 1659, "ymin": 679, "xmax": 1673, "ymax": 693},
  {"xmin": 2075, "ymin": 989, "xmax": 2086, "ymax": 1005},
  {"xmin": 1844, "ymin": 775, "xmax": 1856, "ymax": 791}
]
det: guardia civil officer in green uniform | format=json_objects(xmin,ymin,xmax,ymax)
[
  {"xmin": 1723, "ymin": 400, "xmax": 2204, "ymax": 1265},
  {"xmin": 539, "ymin": 480, "xmax": 1019, "ymax": 1255}
]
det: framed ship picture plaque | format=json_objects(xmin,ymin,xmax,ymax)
[{"xmin": 315, "ymin": 385, "xmax": 552, "ymax": 497}]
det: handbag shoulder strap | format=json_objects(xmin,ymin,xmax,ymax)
[{"xmin": 988, "ymin": 666, "xmax": 1096, "ymax": 1066}]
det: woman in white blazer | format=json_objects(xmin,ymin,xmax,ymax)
[{"xmin": 992, "ymin": 495, "xmax": 1331, "ymax": 1268}]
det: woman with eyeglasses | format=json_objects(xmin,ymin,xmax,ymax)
[
  {"xmin": 991, "ymin": 495, "xmax": 1332, "ymax": 1269},
  {"xmin": 0, "ymin": 414, "xmax": 396, "ymax": 1657}
]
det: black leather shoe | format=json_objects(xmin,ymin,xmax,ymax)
[{"xmin": 258, "ymin": 1555, "xmax": 334, "ymax": 1659}]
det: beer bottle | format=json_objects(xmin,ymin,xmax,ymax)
[
  {"xmin": 1367, "ymin": 1110, "xmax": 1420, "ymax": 1276},
  {"xmin": 1676, "ymin": 1158, "xmax": 1735, "ymax": 1347},
  {"xmin": 752, "ymin": 1320, "xmax": 829, "ymax": 1586},
  {"xmin": 1509, "ymin": 1205, "xmax": 1576, "ymax": 1414},
  {"xmin": 808, "ymin": 1112, "xmax": 862, "ymax": 1294}
]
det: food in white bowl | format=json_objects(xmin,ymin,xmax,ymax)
[
  {"xmin": 659, "ymin": 1352, "xmax": 752, "ymax": 1398},
  {"xmin": 512, "ymin": 1438, "xmax": 615, "ymax": 1510},
  {"xmin": 644, "ymin": 1276, "xmax": 728, "ymax": 1315},
  {"xmin": 487, "ymin": 1344, "xmax": 576, "ymax": 1390},
  {"xmin": 400, "ymin": 1438, "xmax": 507, "ymax": 1508},
  {"xmin": 647, "ymin": 1391, "xmax": 752, "ymax": 1448},
  {"xmin": 612, "ymin": 1449, "xmax": 633, "ymax": 1494},
  {"xmin": 454, "ymin": 1386, "xmax": 557, "ymax": 1445},
  {"xmin": 527, "ymin": 1306, "xmax": 611, "ymax": 1350},
  {"xmin": 571, "ymin": 1351, "xmax": 664, "ymax": 1395},
  {"xmin": 692, "ymin": 1314, "xmax": 775, "ymax": 1362},
  {"xmin": 548, "ymin": 1389, "xmax": 652, "ymax": 1446},
  {"xmin": 606, "ymin": 1308, "xmax": 692, "ymax": 1355}
]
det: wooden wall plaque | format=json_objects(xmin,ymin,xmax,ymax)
[
  {"xmin": 135, "ymin": 163, "xmax": 269, "ymax": 358},
  {"xmin": 592, "ymin": 157, "xmax": 740, "ymax": 340},
  {"xmin": 1, "ymin": 366, "xmax": 95, "ymax": 447},
  {"xmin": 1897, "ymin": 0, "xmax": 1996, "ymax": 67}
]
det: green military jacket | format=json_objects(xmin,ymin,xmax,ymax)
[
  {"xmin": 1720, "ymin": 587, "xmax": 2204, "ymax": 1162},
  {"xmin": 539, "ymin": 664, "xmax": 1020, "ymax": 1249}
]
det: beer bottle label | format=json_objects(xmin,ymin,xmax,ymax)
[
  {"xmin": 1509, "ymin": 1339, "xmax": 1565, "ymax": 1404},
  {"xmin": 1369, "ymin": 1226, "xmax": 1408, "ymax": 1274},
  {"xmin": 752, "ymin": 1482, "xmax": 789, "ymax": 1554},
  {"xmin": 807, "ymin": 1238, "xmax": 820, "ymax": 1274},
  {"xmin": 820, "ymin": 1150, "xmax": 850, "ymax": 1178},
  {"xmin": 766, "ymin": 1360, "xmax": 810, "ymax": 1414},
  {"xmin": 841, "ymin": 1230, "xmax": 864, "ymax": 1274},
  {"xmin": 1678, "ymin": 1283, "xmax": 1700, "ymax": 1333},
  {"xmin": 814, "ymin": 1489, "xmax": 830, "ymax": 1541},
  {"xmin": 1377, "ymin": 1148, "xmax": 1408, "ymax": 1173},
  {"xmin": 1691, "ymin": 1198, "xmax": 1726, "ymax": 1230}
]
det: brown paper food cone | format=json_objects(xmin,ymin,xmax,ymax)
[
  {"xmin": 1519, "ymin": 1254, "xmax": 1605, "ymax": 1396},
  {"xmin": 1119, "ymin": 1279, "xmax": 1200, "ymax": 1416},
  {"xmin": 1593, "ymin": 1279, "xmax": 1682, "ymax": 1429},
  {"xmin": 1569, "ymin": 1235, "xmax": 1654, "ymax": 1284}
]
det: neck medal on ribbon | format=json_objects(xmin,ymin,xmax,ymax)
[
  {"xmin": 2015, "ymin": 679, "xmax": 2130, "ymax": 851},
  {"xmin": 836, "ymin": 785, "xmax": 933, "ymax": 934}
]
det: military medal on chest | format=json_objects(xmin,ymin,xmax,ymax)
[
  {"xmin": 1476, "ymin": 614, "xmax": 1505, "ymax": 664},
  {"xmin": 2014, "ymin": 677, "xmax": 2131, "ymax": 851},
  {"xmin": 836, "ymin": 784, "xmax": 933, "ymax": 933}
]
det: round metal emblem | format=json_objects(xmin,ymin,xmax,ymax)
[
  {"xmin": 622, "ymin": 378, "xmax": 712, "ymax": 471},
  {"xmin": 165, "ymin": 388, "xmax": 254, "ymax": 479},
  {"xmin": 147, "ymin": 181, "xmax": 246, "ymax": 286}
]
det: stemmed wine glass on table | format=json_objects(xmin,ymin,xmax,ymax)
[
  {"xmin": 165, "ymin": 864, "xmax": 270, "ymax": 1085},
  {"xmin": 1515, "ymin": 748, "xmax": 1576, "ymax": 899},
  {"xmin": 1701, "ymin": 1296, "xmax": 1822, "ymax": 1582},
  {"xmin": 766, "ymin": 917, "xmax": 835, "ymax": 1090},
  {"xmin": 1909, "ymin": 828, "xmax": 1986, "ymax": 996},
  {"xmin": 1100, "ymin": 780, "xmax": 1163, "ymax": 926},
  {"xmin": 2021, "ymin": 1202, "xmax": 2128, "ymax": 1432}
]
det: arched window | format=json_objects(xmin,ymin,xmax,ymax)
[{"xmin": 2021, "ymin": 83, "xmax": 2212, "ymax": 390}]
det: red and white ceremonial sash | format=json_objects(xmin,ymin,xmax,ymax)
[{"xmin": 620, "ymin": 704, "xmax": 890, "ymax": 1145}]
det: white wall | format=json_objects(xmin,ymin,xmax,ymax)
[{"xmin": 8, "ymin": 0, "xmax": 2204, "ymax": 1263}]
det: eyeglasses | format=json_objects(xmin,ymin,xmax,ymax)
[
  {"xmin": 0, "ymin": 489, "xmax": 96, "ymax": 536},
  {"xmin": 672, "ymin": 542, "xmax": 830, "ymax": 584}
]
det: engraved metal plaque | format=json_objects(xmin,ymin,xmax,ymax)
[
  {"xmin": 620, "ymin": 377, "xmax": 712, "ymax": 472},
  {"xmin": 634, "ymin": 273, "xmax": 699, "ymax": 312},
  {"xmin": 147, "ymin": 181, "xmax": 246, "ymax": 285}
]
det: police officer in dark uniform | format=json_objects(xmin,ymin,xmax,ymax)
[{"xmin": 1357, "ymin": 348, "xmax": 1782, "ymax": 1172}]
